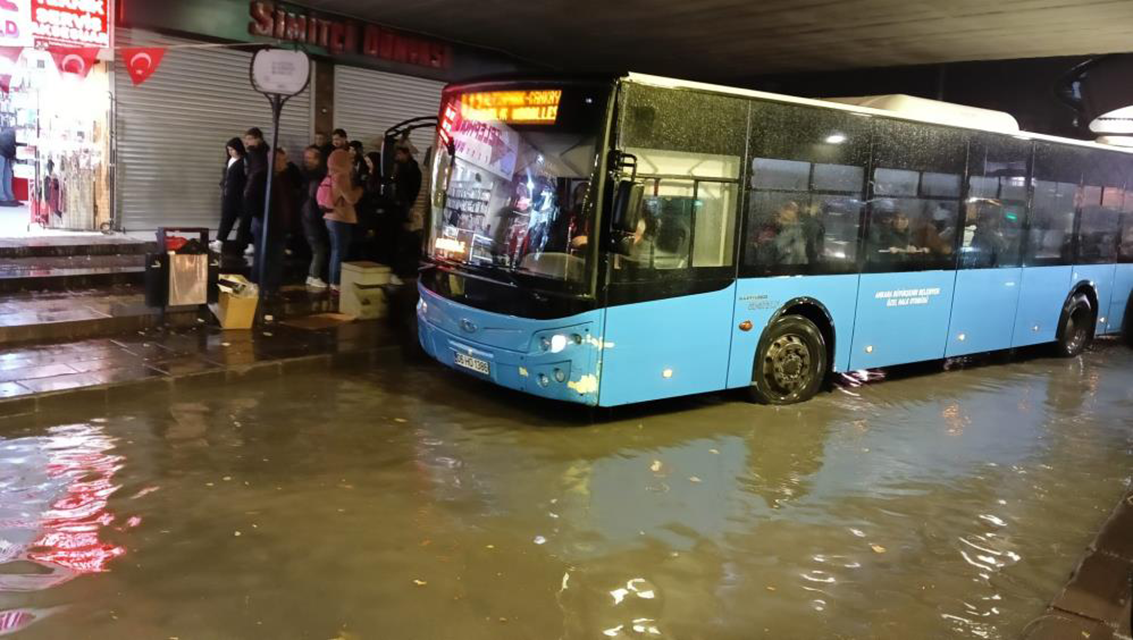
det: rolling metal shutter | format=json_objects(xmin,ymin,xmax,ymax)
[
  {"xmin": 113, "ymin": 29, "xmax": 312, "ymax": 232},
  {"xmin": 332, "ymin": 66, "xmax": 444, "ymax": 157}
]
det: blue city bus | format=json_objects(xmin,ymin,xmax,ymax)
[{"xmin": 416, "ymin": 73, "xmax": 1133, "ymax": 406}]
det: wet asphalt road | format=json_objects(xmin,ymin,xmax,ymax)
[{"xmin": 0, "ymin": 341, "xmax": 1131, "ymax": 639}]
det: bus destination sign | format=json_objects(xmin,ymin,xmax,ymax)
[{"xmin": 461, "ymin": 90, "xmax": 562, "ymax": 125}]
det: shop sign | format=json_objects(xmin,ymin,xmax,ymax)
[
  {"xmin": 32, "ymin": 0, "xmax": 110, "ymax": 47},
  {"xmin": 248, "ymin": 1, "xmax": 450, "ymax": 70},
  {"xmin": 0, "ymin": 0, "xmax": 32, "ymax": 47}
]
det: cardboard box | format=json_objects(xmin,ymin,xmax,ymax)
[
  {"xmin": 340, "ymin": 262, "xmax": 391, "ymax": 320},
  {"xmin": 211, "ymin": 275, "xmax": 259, "ymax": 329}
]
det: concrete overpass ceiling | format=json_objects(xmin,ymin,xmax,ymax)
[{"xmin": 300, "ymin": 0, "xmax": 1133, "ymax": 79}]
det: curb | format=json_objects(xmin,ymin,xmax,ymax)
[
  {"xmin": 1023, "ymin": 490, "xmax": 1133, "ymax": 640},
  {"xmin": 0, "ymin": 345, "xmax": 402, "ymax": 422}
]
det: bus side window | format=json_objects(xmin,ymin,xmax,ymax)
[
  {"xmin": 743, "ymin": 102, "xmax": 868, "ymax": 276},
  {"xmin": 1121, "ymin": 189, "xmax": 1133, "ymax": 261},
  {"xmin": 614, "ymin": 83, "xmax": 747, "ymax": 280},
  {"xmin": 960, "ymin": 136, "xmax": 1029, "ymax": 269},
  {"xmin": 1077, "ymin": 185, "xmax": 1120, "ymax": 264},
  {"xmin": 1028, "ymin": 143, "xmax": 1092, "ymax": 266}
]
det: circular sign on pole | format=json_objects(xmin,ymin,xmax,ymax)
[{"xmin": 251, "ymin": 48, "xmax": 310, "ymax": 97}]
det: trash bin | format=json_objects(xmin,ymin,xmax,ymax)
[
  {"xmin": 211, "ymin": 274, "xmax": 259, "ymax": 330},
  {"xmin": 340, "ymin": 261, "xmax": 391, "ymax": 320},
  {"xmin": 145, "ymin": 227, "xmax": 218, "ymax": 308}
]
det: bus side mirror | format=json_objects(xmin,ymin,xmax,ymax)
[{"xmin": 612, "ymin": 180, "xmax": 644, "ymax": 235}]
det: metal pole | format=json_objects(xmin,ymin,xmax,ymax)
[{"xmin": 259, "ymin": 94, "xmax": 285, "ymax": 303}]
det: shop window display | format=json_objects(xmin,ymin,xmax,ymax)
[{"xmin": 0, "ymin": 50, "xmax": 111, "ymax": 233}]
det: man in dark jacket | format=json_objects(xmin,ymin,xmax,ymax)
[
  {"xmin": 300, "ymin": 146, "xmax": 329, "ymax": 289},
  {"xmin": 390, "ymin": 142, "xmax": 423, "ymax": 281},
  {"xmin": 0, "ymin": 127, "xmax": 18, "ymax": 205}
]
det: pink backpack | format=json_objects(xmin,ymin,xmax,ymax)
[{"xmin": 316, "ymin": 176, "xmax": 335, "ymax": 212}]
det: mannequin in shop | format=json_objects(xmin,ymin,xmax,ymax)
[{"xmin": 0, "ymin": 125, "xmax": 19, "ymax": 206}]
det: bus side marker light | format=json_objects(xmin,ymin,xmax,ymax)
[
  {"xmin": 958, "ymin": 333, "xmax": 966, "ymax": 342},
  {"xmin": 1099, "ymin": 317, "xmax": 1107, "ymax": 325},
  {"xmin": 865, "ymin": 346, "xmax": 874, "ymax": 354},
  {"xmin": 738, "ymin": 321, "xmax": 753, "ymax": 332},
  {"xmin": 662, "ymin": 369, "xmax": 674, "ymax": 379},
  {"xmin": 1032, "ymin": 325, "xmax": 1040, "ymax": 332}
]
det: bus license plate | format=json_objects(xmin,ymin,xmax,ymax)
[{"xmin": 454, "ymin": 352, "xmax": 490, "ymax": 375}]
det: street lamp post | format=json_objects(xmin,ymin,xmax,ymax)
[{"xmin": 249, "ymin": 48, "xmax": 310, "ymax": 311}]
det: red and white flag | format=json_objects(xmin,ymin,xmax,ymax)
[
  {"xmin": 47, "ymin": 46, "xmax": 100, "ymax": 78},
  {"xmin": 122, "ymin": 47, "xmax": 166, "ymax": 86},
  {"xmin": 0, "ymin": 46, "xmax": 22, "ymax": 64}
]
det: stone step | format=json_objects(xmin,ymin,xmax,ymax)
[
  {"xmin": 0, "ymin": 255, "xmax": 146, "ymax": 292},
  {"xmin": 0, "ymin": 235, "xmax": 155, "ymax": 258}
]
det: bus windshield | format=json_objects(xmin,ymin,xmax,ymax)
[{"xmin": 427, "ymin": 83, "xmax": 610, "ymax": 287}]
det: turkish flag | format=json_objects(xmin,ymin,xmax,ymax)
[
  {"xmin": 122, "ymin": 47, "xmax": 166, "ymax": 86},
  {"xmin": 0, "ymin": 46, "xmax": 21, "ymax": 65},
  {"xmin": 47, "ymin": 46, "xmax": 101, "ymax": 79}
]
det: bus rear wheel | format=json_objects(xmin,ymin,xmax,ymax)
[
  {"xmin": 748, "ymin": 315, "xmax": 827, "ymax": 405},
  {"xmin": 1055, "ymin": 294, "xmax": 1093, "ymax": 358}
]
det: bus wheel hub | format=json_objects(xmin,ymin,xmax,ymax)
[{"xmin": 768, "ymin": 335, "xmax": 810, "ymax": 391}]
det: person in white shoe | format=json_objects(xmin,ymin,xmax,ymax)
[
  {"xmin": 300, "ymin": 145, "xmax": 329, "ymax": 290},
  {"xmin": 213, "ymin": 137, "xmax": 246, "ymax": 253}
]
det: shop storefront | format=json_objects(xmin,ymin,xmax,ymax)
[
  {"xmin": 113, "ymin": 0, "xmax": 522, "ymax": 233},
  {"xmin": 0, "ymin": 0, "xmax": 112, "ymax": 234}
]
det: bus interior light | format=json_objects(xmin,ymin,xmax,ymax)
[{"xmin": 825, "ymin": 133, "xmax": 847, "ymax": 144}]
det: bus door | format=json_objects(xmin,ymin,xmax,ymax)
[
  {"xmin": 1013, "ymin": 145, "xmax": 1086, "ymax": 347},
  {"xmin": 945, "ymin": 136, "xmax": 1028, "ymax": 357},
  {"xmin": 850, "ymin": 121, "xmax": 967, "ymax": 370},
  {"xmin": 597, "ymin": 83, "xmax": 747, "ymax": 406}
]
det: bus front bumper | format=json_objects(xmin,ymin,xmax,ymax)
[{"xmin": 416, "ymin": 287, "xmax": 601, "ymax": 406}]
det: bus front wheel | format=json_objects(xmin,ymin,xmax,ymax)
[
  {"xmin": 748, "ymin": 315, "xmax": 828, "ymax": 405},
  {"xmin": 1055, "ymin": 294, "xmax": 1094, "ymax": 358}
]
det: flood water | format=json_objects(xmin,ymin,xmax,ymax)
[{"xmin": 1, "ymin": 342, "xmax": 1132, "ymax": 639}]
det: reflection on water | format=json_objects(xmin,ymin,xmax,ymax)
[
  {"xmin": 0, "ymin": 344, "xmax": 1130, "ymax": 638},
  {"xmin": 0, "ymin": 423, "xmax": 137, "ymax": 635}
]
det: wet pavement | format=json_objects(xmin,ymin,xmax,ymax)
[{"xmin": 0, "ymin": 341, "xmax": 1130, "ymax": 639}]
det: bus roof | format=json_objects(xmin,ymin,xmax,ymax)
[{"xmin": 625, "ymin": 72, "xmax": 1133, "ymax": 156}]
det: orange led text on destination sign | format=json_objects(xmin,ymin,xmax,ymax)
[{"xmin": 460, "ymin": 90, "xmax": 562, "ymax": 124}]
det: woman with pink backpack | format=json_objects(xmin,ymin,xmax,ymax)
[{"xmin": 319, "ymin": 149, "xmax": 363, "ymax": 293}]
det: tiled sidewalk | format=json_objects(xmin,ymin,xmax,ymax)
[{"xmin": 0, "ymin": 317, "xmax": 401, "ymax": 419}]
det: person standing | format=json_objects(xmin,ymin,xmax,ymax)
[
  {"xmin": 314, "ymin": 132, "xmax": 334, "ymax": 161},
  {"xmin": 322, "ymin": 149, "xmax": 362, "ymax": 293},
  {"xmin": 0, "ymin": 126, "xmax": 17, "ymax": 206},
  {"xmin": 212, "ymin": 138, "xmax": 246, "ymax": 252},
  {"xmin": 331, "ymin": 128, "xmax": 349, "ymax": 152},
  {"xmin": 300, "ymin": 145, "xmax": 329, "ymax": 290},
  {"xmin": 348, "ymin": 141, "xmax": 367, "ymax": 182},
  {"xmin": 390, "ymin": 141, "xmax": 423, "ymax": 282},
  {"xmin": 238, "ymin": 128, "xmax": 268, "ymax": 255}
]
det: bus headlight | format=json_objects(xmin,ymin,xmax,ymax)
[{"xmin": 550, "ymin": 334, "xmax": 568, "ymax": 353}]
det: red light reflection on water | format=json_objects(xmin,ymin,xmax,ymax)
[{"xmin": 23, "ymin": 427, "xmax": 130, "ymax": 575}]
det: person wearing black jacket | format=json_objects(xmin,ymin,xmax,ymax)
[
  {"xmin": 300, "ymin": 146, "xmax": 329, "ymax": 290},
  {"xmin": 390, "ymin": 142, "xmax": 423, "ymax": 280},
  {"xmin": 212, "ymin": 138, "xmax": 247, "ymax": 252},
  {"xmin": 0, "ymin": 126, "xmax": 18, "ymax": 206}
]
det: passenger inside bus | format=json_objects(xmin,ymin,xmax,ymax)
[
  {"xmin": 963, "ymin": 200, "xmax": 1013, "ymax": 268},
  {"xmin": 869, "ymin": 199, "xmax": 955, "ymax": 262},
  {"xmin": 752, "ymin": 200, "xmax": 810, "ymax": 266}
]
